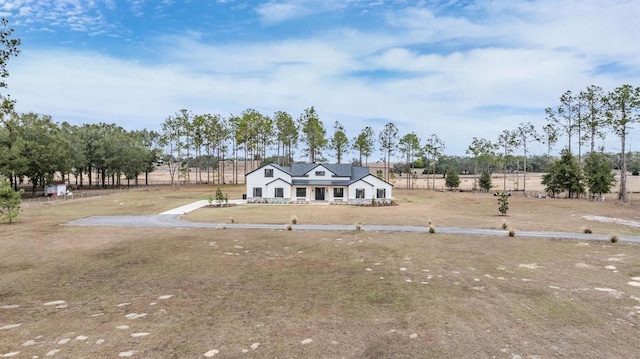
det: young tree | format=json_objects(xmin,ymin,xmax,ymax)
[
  {"xmin": 330, "ymin": 121, "xmax": 350, "ymax": 164},
  {"xmin": 605, "ymin": 84, "xmax": 640, "ymax": 202},
  {"xmin": 541, "ymin": 148, "xmax": 584, "ymax": 198},
  {"xmin": 0, "ymin": 177, "xmax": 22, "ymax": 223},
  {"xmin": 444, "ymin": 167, "xmax": 460, "ymax": 190},
  {"xmin": 298, "ymin": 106, "xmax": 326, "ymax": 163},
  {"xmin": 378, "ymin": 122, "xmax": 399, "ymax": 182},
  {"xmin": 497, "ymin": 192, "xmax": 509, "ymax": 216},
  {"xmin": 583, "ymin": 151, "xmax": 616, "ymax": 200},
  {"xmin": 479, "ymin": 171, "xmax": 492, "ymax": 192},
  {"xmin": 353, "ymin": 126, "xmax": 374, "ymax": 166}
]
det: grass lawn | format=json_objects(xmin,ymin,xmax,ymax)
[{"xmin": 1, "ymin": 185, "xmax": 640, "ymax": 358}]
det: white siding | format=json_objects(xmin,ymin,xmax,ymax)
[
  {"xmin": 265, "ymin": 179, "xmax": 292, "ymax": 199},
  {"xmin": 245, "ymin": 165, "xmax": 291, "ymax": 198},
  {"xmin": 348, "ymin": 175, "xmax": 393, "ymax": 199}
]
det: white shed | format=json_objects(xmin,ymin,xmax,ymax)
[{"xmin": 44, "ymin": 183, "xmax": 67, "ymax": 197}]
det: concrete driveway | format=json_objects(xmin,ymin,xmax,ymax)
[{"xmin": 65, "ymin": 200, "xmax": 640, "ymax": 244}]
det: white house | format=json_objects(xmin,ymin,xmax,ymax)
[{"xmin": 245, "ymin": 163, "xmax": 393, "ymax": 203}]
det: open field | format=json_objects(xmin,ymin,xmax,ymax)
[{"xmin": 2, "ymin": 186, "xmax": 640, "ymax": 358}]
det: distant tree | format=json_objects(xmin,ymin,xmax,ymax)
[
  {"xmin": 546, "ymin": 90, "xmax": 577, "ymax": 152},
  {"xmin": 466, "ymin": 137, "xmax": 495, "ymax": 190},
  {"xmin": 398, "ymin": 132, "xmax": 421, "ymax": 189},
  {"xmin": 583, "ymin": 152, "xmax": 616, "ymax": 199},
  {"xmin": 423, "ymin": 134, "xmax": 445, "ymax": 190},
  {"xmin": 444, "ymin": 167, "xmax": 460, "ymax": 190},
  {"xmin": 604, "ymin": 84, "xmax": 640, "ymax": 202},
  {"xmin": 580, "ymin": 85, "xmax": 607, "ymax": 154},
  {"xmin": 541, "ymin": 148, "xmax": 584, "ymax": 198},
  {"xmin": 274, "ymin": 111, "xmax": 297, "ymax": 166},
  {"xmin": 353, "ymin": 126, "xmax": 374, "ymax": 166},
  {"xmin": 0, "ymin": 177, "xmax": 22, "ymax": 223},
  {"xmin": 160, "ymin": 111, "xmax": 190, "ymax": 189},
  {"xmin": 515, "ymin": 122, "xmax": 540, "ymax": 192},
  {"xmin": 298, "ymin": 106, "xmax": 327, "ymax": 163},
  {"xmin": 542, "ymin": 123, "xmax": 558, "ymax": 156},
  {"xmin": 378, "ymin": 122, "xmax": 399, "ymax": 182},
  {"xmin": 497, "ymin": 129, "xmax": 518, "ymax": 191},
  {"xmin": 330, "ymin": 121, "xmax": 350, "ymax": 164},
  {"xmin": 479, "ymin": 171, "xmax": 492, "ymax": 192}
]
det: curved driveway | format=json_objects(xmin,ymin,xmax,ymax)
[{"xmin": 65, "ymin": 200, "xmax": 640, "ymax": 244}]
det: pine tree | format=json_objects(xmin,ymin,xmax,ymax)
[
  {"xmin": 541, "ymin": 149, "xmax": 584, "ymax": 198},
  {"xmin": 445, "ymin": 168, "xmax": 460, "ymax": 189},
  {"xmin": 479, "ymin": 171, "xmax": 492, "ymax": 192},
  {"xmin": 0, "ymin": 177, "xmax": 23, "ymax": 223},
  {"xmin": 583, "ymin": 152, "xmax": 616, "ymax": 199}
]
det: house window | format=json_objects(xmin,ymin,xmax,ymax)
[
  {"xmin": 377, "ymin": 188, "xmax": 386, "ymax": 198},
  {"xmin": 296, "ymin": 187, "xmax": 306, "ymax": 198},
  {"xmin": 315, "ymin": 171, "xmax": 325, "ymax": 176},
  {"xmin": 356, "ymin": 188, "xmax": 365, "ymax": 199},
  {"xmin": 265, "ymin": 168, "xmax": 273, "ymax": 177},
  {"xmin": 333, "ymin": 188, "xmax": 344, "ymax": 198},
  {"xmin": 275, "ymin": 187, "xmax": 284, "ymax": 198},
  {"xmin": 253, "ymin": 187, "xmax": 262, "ymax": 198}
]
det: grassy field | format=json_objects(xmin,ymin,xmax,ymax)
[{"xmin": 2, "ymin": 186, "xmax": 640, "ymax": 358}]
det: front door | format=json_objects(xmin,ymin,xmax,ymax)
[{"xmin": 314, "ymin": 187, "xmax": 325, "ymax": 201}]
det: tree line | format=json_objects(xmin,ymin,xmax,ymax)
[{"xmin": 1, "ymin": 18, "xmax": 639, "ymax": 201}]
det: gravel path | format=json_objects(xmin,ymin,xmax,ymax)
[{"xmin": 64, "ymin": 201, "xmax": 640, "ymax": 244}]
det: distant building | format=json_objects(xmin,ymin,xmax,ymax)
[{"xmin": 245, "ymin": 163, "xmax": 393, "ymax": 203}]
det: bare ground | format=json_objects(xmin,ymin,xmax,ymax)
[{"xmin": 2, "ymin": 186, "xmax": 640, "ymax": 358}]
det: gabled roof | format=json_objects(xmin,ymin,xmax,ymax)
[{"xmin": 246, "ymin": 163, "xmax": 392, "ymax": 186}]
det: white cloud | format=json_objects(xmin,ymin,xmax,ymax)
[
  {"xmin": 6, "ymin": 0, "xmax": 640, "ymax": 155},
  {"xmin": 255, "ymin": 0, "xmax": 349, "ymax": 25}
]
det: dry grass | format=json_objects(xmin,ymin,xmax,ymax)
[
  {"xmin": 2, "ymin": 185, "xmax": 640, "ymax": 358},
  {"xmin": 187, "ymin": 188, "xmax": 640, "ymax": 236}
]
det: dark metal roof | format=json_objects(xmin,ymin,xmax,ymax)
[{"xmin": 246, "ymin": 163, "xmax": 393, "ymax": 187}]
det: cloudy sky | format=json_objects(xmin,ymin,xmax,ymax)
[{"xmin": 2, "ymin": 0, "xmax": 639, "ymax": 156}]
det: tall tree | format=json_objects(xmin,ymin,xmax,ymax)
[
  {"xmin": 515, "ymin": 122, "xmax": 540, "ymax": 192},
  {"xmin": 605, "ymin": 84, "xmax": 640, "ymax": 202},
  {"xmin": 398, "ymin": 132, "xmax": 420, "ymax": 189},
  {"xmin": 298, "ymin": 106, "xmax": 327, "ymax": 163},
  {"xmin": 330, "ymin": 121, "xmax": 350, "ymax": 164},
  {"xmin": 0, "ymin": 19, "xmax": 20, "ymax": 90},
  {"xmin": 580, "ymin": 85, "xmax": 607, "ymax": 154},
  {"xmin": 546, "ymin": 90, "xmax": 577, "ymax": 152},
  {"xmin": 497, "ymin": 130, "xmax": 518, "ymax": 191},
  {"xmin": 274, "ymin": 111, "xmax": 297, "ymax": 166},
  {"xmin": 378, "ymin": 122, "xmax": 399, "ymax": 182},
  {"xmin": 0, "ymin": 18, "xmax": 21, "ymax": 190},
  {"xmin": 466, "ymin": 137, "xmax": 495, "ymax": 191},
  {"xmin": 353, "ymin": 126, "xmax": 375, "ymax": 166},
  {"xmin": 423, "ymin": 134, "xmax": 445, "ymax": 190},
  {"xmin": 542, "ymin": 123, "xmax": 558, "ymax": 156},
  {"xmin": 160, "ymin": 111, "xmax": 189, "ymax": 189}
]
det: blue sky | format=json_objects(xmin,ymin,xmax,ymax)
[{"xmin": 2, "ymin": 0, "xmax": 639, "ymax": 157}]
